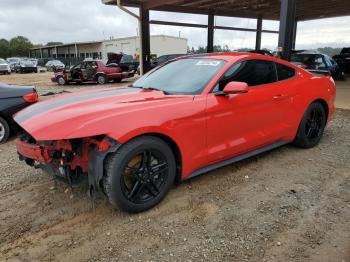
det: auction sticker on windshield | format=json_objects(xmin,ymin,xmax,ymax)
[{"xmin": 196, "ymin": 60, "xmax": 221, "ymax": 66}]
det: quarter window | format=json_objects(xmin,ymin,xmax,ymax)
[{"xmin": 276, "ymin": 63, "xmax": 296, "ymax": 81}]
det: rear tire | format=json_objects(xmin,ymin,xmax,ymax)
[
  {"xmin": 293, "ymin": 102, "xmax": 326, "ymax": 148},
  {"xmin": 103, "ymin": 136, "xmax": 176, "ymax": 213},
  {"xmin": 0, "ymin": 117, "xmax": 10, "ymax": 144}
]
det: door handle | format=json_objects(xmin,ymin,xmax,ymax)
[{"xmin": 273, "ymin": 94, "xmax": 286, "ymax": 100}]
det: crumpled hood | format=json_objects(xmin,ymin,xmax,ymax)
[{"xmin": 14, "ymin": 87, "xmax": 192, "ymax": 141}]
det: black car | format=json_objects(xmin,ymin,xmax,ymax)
[
  {"xmin": 248, "ymin": 50, "xmax": 274, "ymax": 56},
  {"xmin": 333, "ymin": 48, "xmax": 350, "ymax": 73},
  {"xmin": 291, "ymin": 52, "xmax": 344, "ymax": 80},
  {"xmin": 119, "ymin": 55, "xmax": 139, "ymax": 71},
  {"xmin": 137, "ymin": 54, "xmax": 187, "ymax": 74},
  {"xmin": 0, "ymin": 84, "xmax": 38, "ymax": 143},
  {"xmin": 106, "ymin": 53, "xmax": 139, "ymax": 72},
  {"xmin": 14, "ymin": 59, "xmax": 38, "ymax": 73}
]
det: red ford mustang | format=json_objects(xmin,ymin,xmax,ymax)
[{"xmin": 14, "ymin": 53, "xmax": 336, "ymax": 213}]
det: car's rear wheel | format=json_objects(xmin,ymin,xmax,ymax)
[
  {"xmin": 103, "ymin": 136, "xmax": 176, "ymax": 213},
  {"xmin": 293, "ymin": 102, "xmax": 326, "ymax": 148},
  {"xmin": 57, "ymin": 76, "xmax": 66, "ymax": 85},
  {"xmin": 97, "ymin": 74, "xmax": 106, "ymax": 85},
  {"xmin": 0, "ymin": 117, "xmax": 10, "ymax": 144}
]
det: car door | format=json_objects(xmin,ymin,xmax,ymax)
[
  {"xmin": 71, "ymin": 62, "xmax": 83, "ymax": 80},
  {"xmin": 205, "ymin": 59, "xmax": 293, "ymax": 164}
]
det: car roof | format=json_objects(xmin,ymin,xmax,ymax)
[
  {"xmin": 184, "ymin": 52, "xmax": 278, "ymax": 62},
  {"xmin": 176, "ymin": 52, "xmax": 299, "ymax": 70}
]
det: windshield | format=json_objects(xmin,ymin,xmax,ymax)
[
  {"xmin": 7, "ymin": 58, "xmax": 20, "ymax": 63},
  {"xmin": 133, "ymin": 58, "xmax": 226, "ymax": 95},
  {"xmin": 51, "ymin": 60, "xmax": 63, "ymax": 65},
  {"xmin": 0, "ymin": 59, "xmax": 7, "ymax": 64},
  {"xmin": 121, "ymin": 55, "xmax": 133, "ymax": 63},
  {"xmin": 20, "ymin": 59, "xmax": 35, "ymax": 65},
  {"xmin": 292, "ymin": 54, "xmax": 318, "ymax": 64}
]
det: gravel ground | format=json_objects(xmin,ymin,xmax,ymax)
[{"xmin": 0, "ymin": 72, "xmax": 349, "ymax": 262}]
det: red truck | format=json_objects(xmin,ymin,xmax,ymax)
[{"xmin": 51, "ymin": 58, "xmax": 135, "ymax": 85}]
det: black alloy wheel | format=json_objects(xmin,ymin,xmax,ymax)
[
  {"xmin": 305, "ymin": 107, "xmax": 324, "ymax": 141},
  {"xmin": 121, "ymin": 150, "xmax": 168, "ymax": 204},
  {"xmin": 294, "ymin": 102, "xmax": 326, "ymax": 148},
  {"xmin": 104, "ymin": 136, "xmax": 176, "ymax": 213}
]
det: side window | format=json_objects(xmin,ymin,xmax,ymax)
[
  {"xmin": 276, "ymin": 63, "xmax": 296, "ymax": 81},
  {"xmin": 217, "ymin": 60, "xmax": 277, "ymax": 91},
  {"xmin": 324, "ymin": 56, "xmax": 334, "ymax": 67},
  {"xmin": 73, "ymin": 62, "xmax": 82, "ymax": 70},
  {"xmin": 314, "ymin": 56, "xmax": 327, "ymax": 70}
]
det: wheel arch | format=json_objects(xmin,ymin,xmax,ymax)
[
  {"xmin": 121, "ymin": 132, "xmax": 183, "ymax": 184},
  {"xmin": 312, "ymin": 98, "xmax": 329, "ymax": 122},
  {"xmin": 0, "ymin": 113, "xmax": 14, "ymax": 130},
  {"xmin": 95, "ymin": 72, "xmax": 107, "ymax": 83},
  {"xmin": 95, "ymin": 72, "xmax": 106, "ymax": 78}
]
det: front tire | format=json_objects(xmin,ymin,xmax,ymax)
[
  {"xmin": 103, "ymin": 136, "xmax": 176, "ymax": 213},
  {"xmin": 57, "ymin": 76, "xmax": 66, "ymax": 85},
  {"xmin": 97, "ymin": 74, "xmax": 106, "ymax": 85},
  {"xmin": 0, "ymin": 117, "xmax": 10, "ymax": 144},
  {"xmin": 293, "ymin": 102, "xmax": 326, "ymax": 148}
]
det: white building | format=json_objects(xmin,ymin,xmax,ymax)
[{"xmin": 30, "ymin": 35, "xmax": 188, "ymax": 60}]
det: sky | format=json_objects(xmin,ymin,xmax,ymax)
[{"xmin": 1, "ymin": 0, "xmax": 350, "ymax": 51}]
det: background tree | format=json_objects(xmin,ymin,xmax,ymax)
[
  {"xmin": 317, "ymin": 47, "xmax": 342, "ymax": 57},
  {"xmin": 9, "ymin": 36, "xmax": 33, "ymax": 57},
  {"xmin": 0, "ymin": 39, "xmax": 10, "ymax": 58}
]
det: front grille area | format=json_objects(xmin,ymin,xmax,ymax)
[{"xmin": 0, "ymin": 65, "xmax": 8, "ymax": 70}]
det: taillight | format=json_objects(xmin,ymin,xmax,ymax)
[{"xmin": 23, "ymin": 92, "xmax": 38, "ymax": 103}]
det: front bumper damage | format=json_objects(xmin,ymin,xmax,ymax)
[{"xmin": 16, "ymin": 135, "xmax": 121, "ymax": 196}]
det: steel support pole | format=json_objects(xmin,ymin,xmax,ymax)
[
  {"xmin": 207, "ymin": 14, "xmax": 214, "ymax": 53},
  {"xmin": 292, "ymin": 20, "xmax": 298, "ymax": 50},
  {"xmin": 278, "ymin": 0, "xmax": 296, "ymax": 61},
  {"xmin": 140, "ymin": 7, "xmax": 151, "ymax": 74},
  {"xmin": 255, "ymin": 16, "xmax": 263, "ymax": 50}
]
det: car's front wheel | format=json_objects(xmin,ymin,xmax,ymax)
[
  {"xmin": 97, "ymin": 74, "xmax": 106, "ymax": 85},
  {"xmin": 294, "ymin": 102, "xmax": 326, "ymax": 148},
  {"xmin": 57, "ymin": 76, "xmax": 66, "ymax": 85},
  {"xmin": 103, "ymin": 136, "xmax": 176, "ymax": 213},
  {"xmin": 0, "ymin": 117, "xmax": 10, "ymax": 144}
]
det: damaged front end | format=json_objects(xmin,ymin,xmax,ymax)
[{"xmin": 16, "ymin": 132, "xmax": 121, "ymax": 196}]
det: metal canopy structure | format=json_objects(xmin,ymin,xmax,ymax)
[
  {"xmin": 103, "ymin": 0, "xmax": 350, "ymax": 73},
  {"xmin": 104, "ymin": 0, "xmax": 350, "ymax": 21}
]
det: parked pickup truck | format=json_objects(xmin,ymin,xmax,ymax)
[
  {"xmin": 333, "ymin": 48, "xmax": 350, "ymax": 73},
  {"xmin": 52, "ymin": 58, "xmax": 134, "ymax": 85}
]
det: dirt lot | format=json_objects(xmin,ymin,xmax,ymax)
[{"xmin": 0, "ymin": 72, "xmax": 349, "ymax": 262}]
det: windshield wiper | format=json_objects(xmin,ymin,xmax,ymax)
[
  {"xmin": 143, "ymin": 87, "xmax": 171, "ymax": 95},
  {"xmin": 128, "ymin": 85, "xmax": 143, "ymax": 88},
  {"xmin": 129, "ymin": 85, "xmax": 170, "ymax": 95}
]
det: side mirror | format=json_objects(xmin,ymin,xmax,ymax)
[{"xmin": 216, "ymin": 81, "xmax": 249, "ymax": 96}]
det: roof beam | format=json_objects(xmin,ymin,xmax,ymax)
[
  {"xmin": 150, "ymin": 20, "xmax": 208, "ymax": 28},
  {"xmin": 149, "ymin": 19, "xmax": 279, "ymax": 33},
  {"xmin": 143, "ymin": 0, "xmax": 185, "ymax": 9}
]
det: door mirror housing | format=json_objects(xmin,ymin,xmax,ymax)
[{"xmin": 216, "ymin": 81, "xmax": 249, "ymax": 96}]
